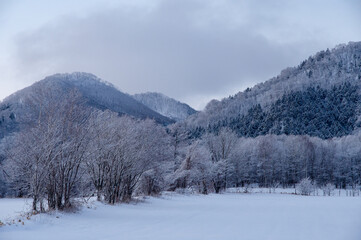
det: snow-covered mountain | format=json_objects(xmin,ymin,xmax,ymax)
[
  {"xmin": 0, "ymin": 72, "xmax": 174, "ymax": 139},
  {"xmin": 1, "ymin": 42, "xmax": 361, "ymax": 140},
  {"xmin": 185, "ymin": 41, "xmax": 361, "ymax": 139},
  {"xmin": 133, "ymin": 92, "xmax": 197, "ymax": 121}
]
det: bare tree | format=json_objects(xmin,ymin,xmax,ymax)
[
  {"xmin": 171, "ymin": 141, "xmax": 212, "ymax": 194},
  {"xmin": 204, "ymin": 127, "xmax": 238, "ymax": 192},
  {"xmin": 4, "ymin": 88, "xmax": 90, "ymax": 211}
]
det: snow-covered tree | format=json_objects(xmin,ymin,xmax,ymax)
[{"xmin": 296, "ymin": 178, "xmax": 315, "ymax": 196}]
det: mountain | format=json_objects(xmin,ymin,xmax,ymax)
[
  {"xmin": 186, "ymin": 41, "xmax": 361, "ymax": 139},
  {"xmin": 0, "ymin": 72, "xmax": 174, "ymax": 139},
  {"xmin": 133, "ymin": 92, "xmax": 197, "ymax": 121},
  {"xmin": 2, "ymin": 42, "xmax": 361, "ymax": 140}
]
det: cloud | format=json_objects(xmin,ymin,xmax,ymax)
[{"xmin": 5, "ymin": 0, "xmax": 361, "ymax": 109}]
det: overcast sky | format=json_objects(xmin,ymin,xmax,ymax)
[{"xmin": 1, "ymin": 0, "xmax": 360, "ymax": 110}]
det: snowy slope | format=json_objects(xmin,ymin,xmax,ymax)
[
  {"xmin": 0, "ymin": 73, "xmax": 174, "ymax": 139},
  {"xmin": 188, "ymin": 42, "xmax": 361, "ymax": 128},
  {"xmin": 133, "ymin": 92, "xmax": 197, "ymax": 121},
  {"xmin": 39, "ymin": 73, "xmax": 173, "ymax": 124},
  {"xmin": 1, "ymin": 193, "xmax": 361, "ymax": 240}
]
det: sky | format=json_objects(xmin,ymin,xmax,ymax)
[{"xmin": 1, "ymin": 0, "xmax": 361, "ymax": 110}]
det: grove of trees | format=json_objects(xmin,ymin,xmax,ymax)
[{"xmin": 0, "ymin": 89, "xmax": 360, "ymax": 213}]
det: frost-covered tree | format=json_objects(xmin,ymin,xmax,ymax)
[
  {"xmin": 322, "ymin": 183, "xmax": 335, "ymax": 196},
  {"xmin": 4, "ymin": 89, "xmax": 90, "ymax": 211},
  {"xmin": 204, "ymin": 128, "xmax": 238, "ymax": 192},
  {"xmin": 86, "ymin": 111, "xmax": 173, "ymax": 203},
  {"xmin": 171, "ymin": 141, "xmax": 212, "ymax": 194},
  {"xmin": 296, "ymin": 178, "xmax": 315, "ymax": 196}
]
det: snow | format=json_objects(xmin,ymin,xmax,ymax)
[
  {"xmin": 0, "ymin": 198, "xmax": 31, "ymax": 223},
  {"xmin": 133, "ymin": 92, "xmax": 196, "ymax": 121},
  {"xmin": 1, "ymin": 193, "xmax": 361, "ymax": 240}
]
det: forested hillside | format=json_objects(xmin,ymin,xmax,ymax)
[
  {"xmin": 187, "ymin": 42, "xmax": 361, "ymax": 131},
  {"xmin": 185, "ymin": 42, "xmax": 361, "ymax": 139},
  {"xmin": 195, "ymin": 82, "xmax": 360, "ymax": 139}
]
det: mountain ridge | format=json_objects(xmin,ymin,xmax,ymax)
[
  {"xmin": 0, "ymin": 72, "xmax": 175, "ymax": 139},
  {"xmin": 1, "ymin": 42, "xmax": 361, "ymax": 140},
  {"xmin": 133, "ymin": 92, "xmax": 197, "ymax": 121},
  {"xmin": 184, "ymin": 41, "xmax": 361, "ymax": 139}
]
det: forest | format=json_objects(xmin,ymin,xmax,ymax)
[
  {"xmin": 193, "ymin": 82, "xmax": 360, "ymax": 139},
  {"xmin": 0, "ymin": 86, "xmax": 360, "ymax": 213}
]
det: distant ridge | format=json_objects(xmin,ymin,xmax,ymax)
[
  {"xmin": 133, "ymin": 92, "xmax": 197, "ymax": 121},
  {"xmin": 185, "ymin": 42, "xmax": 361, "ymax": 139},
  {"xmin": 0, "ymin": 72, "xmax": 174, "ymax": 139}
]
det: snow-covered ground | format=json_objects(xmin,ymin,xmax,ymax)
[
  {"xmin": 1, "ymin": 192, "xmax": 361, "ymax": 240},
  {"xmin": 0, "ymin": 198, "xmax": 32, "ymax": 224}
]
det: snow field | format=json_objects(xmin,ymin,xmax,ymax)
[
  {"xmin": 0, "ymin": 192, "xmax": 360, "ymax": 240},
  {"xmin": 0, "ymin": 198, "xmax": 31, "ymax": 224}
]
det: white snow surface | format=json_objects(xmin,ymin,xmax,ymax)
[
  {"xmin": 133, "ymin": 92, "xmax": 196, "ymax": 121},
  {"xmin": 1, "ymin": 192, "xmax": 361, "ymax": 240},
  {"xmin": 0, "ymin": 198, "xmax": 31, "ymax": 223}
]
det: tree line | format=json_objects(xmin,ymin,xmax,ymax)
[{"xmin": 0, "ymin": 89, "xmax": 360, "ymax": 212}]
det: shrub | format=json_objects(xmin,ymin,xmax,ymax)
[
  {"xmin": 322, "ymin": 183, "xmax": 335, "ymax": 196},
  {"xmin": 296, "ymin": 178, "xmax": 314, "ymax": 196}
]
